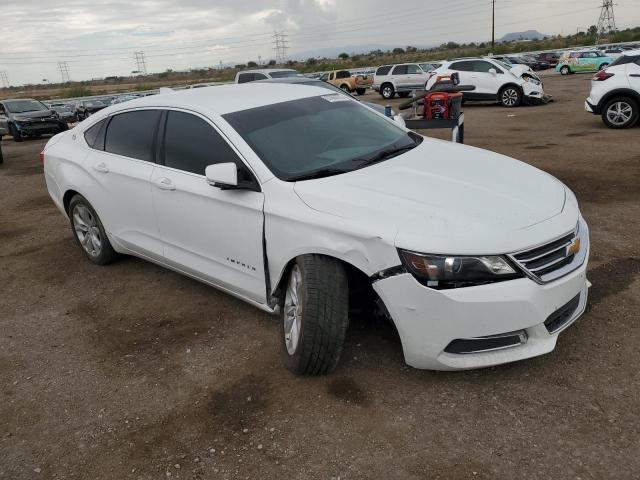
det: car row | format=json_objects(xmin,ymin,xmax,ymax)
[{"xmin": 0, "ymin": 98, "xmax": 68, "ymax": 141}]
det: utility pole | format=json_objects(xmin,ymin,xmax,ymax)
[
  {"xmin": 57, "ymin": 61, "xmax": 70, "ymax": 82},
  {"xmin": 0, "ymin": 71, "xmax": 9, "ymax": 88},
  {"xmin": 273, "ymin": 31, "xmax": 289, "ymax": 64},
  {"xmin": 596, "ymin": 0, "xmax": 617, "ymax": 43},
  {"xmin": 134, "ymin": 51, "xmax": 148, "ymax": 75},
  {"xmin": 491, "ymin": 0, "xmax": 496, "ymax": 49}
]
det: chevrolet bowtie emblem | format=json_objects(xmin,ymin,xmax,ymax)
[{"xmin": 567, "ymin": 238, "xmax": 580, "ymax": 256}]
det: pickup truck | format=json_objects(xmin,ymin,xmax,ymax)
[{"xmin": 320, "ymin": 70, "xmax": 372, "ymax": 95}]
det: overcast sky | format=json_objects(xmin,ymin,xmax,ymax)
[{"xmin": 1, "ymin": 0, "xmax": 639, "ymax": 86}]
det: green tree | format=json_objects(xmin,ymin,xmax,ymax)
[
  {"xmin": 392, "ymin": 47, "xmax": 405, "ymax": 54},
  {"xmin": 247, "ymin": 61, "xmax": 258, "ymax": 68},
  {"xmin": 338, "ymin": 52, "xmax": 349, "ymax": 59},
  {"xmin": 306, "ymin": 57, "xmax": 317, "ymax": 65}
]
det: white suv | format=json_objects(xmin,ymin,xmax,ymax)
[
  {"xmin": 585, "ymin": 50, "xmax": 640, "ymax": 129},
  {"xmin": 234, "ymin": 69, "xmax": 300, "ymax": 83},
  {"xmin": 373, "ymin": 63, "xmax": 433, "ymax": 99},
  {"xmin": 427, "ymin": 58, "xmax": 545, "ymax": 107},
  {"xmin": 43, "ymin": 84, "xmax": 589, "ymax": 375}
]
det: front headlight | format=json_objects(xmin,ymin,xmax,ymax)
[
  {"xmin": 398, "ymin": 250, "xmax": 522, "ymax": 289},
  {"xmin": 523, "ymin": 76, "xmax": 541, "ymax": 85},
  {"xmin": 13, "ymin": 115, "xmax": 30, "ymax": 121}
]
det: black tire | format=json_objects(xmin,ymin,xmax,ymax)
[
  {"xmin": 68, "ymin": 194, "xmax": 119, "ymax": 265},
  {"xmin": 499, "ymin": 85, "xmax": 522, "ymax": 107},
  {"xmin": 339, "ymin": 84, "xmax": 350, "ymax": 93},
  {"xmin": 601, "ymin": 96, "xmax": 639, "ymax": 129},
  {"xmin": 398, "ymin": 92, "xmax": 411, "ymax": 98},
  {"xmin": 356, "ymin": 88, "xmax": 366, "ymax": 96},
  {"xmin": 599, "ymin": 63, "xmax": 609, "ymax": 71},
  {"xmin": 281, "ymin": 255, "xmax": 349, "ymax": 376},
  {"xmin": 380, "ymin": 83, "xmax": 395, "ymax": 99},
  {"xmin": 59, "ymin": 122, "xmax": 69, "ymax": 132},
  {"xmin": 560, "ymin": 65, "xmax": 570, "ymax": 76},
  {"xmin": 9, "ymin": 123, "xmax": 22, "ymax": 142}
]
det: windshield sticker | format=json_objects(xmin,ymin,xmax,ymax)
[{"xmin": 321, "ymin": 94, "xmax": 350, "ymax": 103}]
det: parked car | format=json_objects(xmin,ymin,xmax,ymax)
[
  {"xmin": 602, "ymin": 47, "xmax": 625, "ymax": 59},
  {"xmin": 318, "ymin": 70, "xmax": 372, "ymax": 95},
  {"xmin": 0, "ymin": 98, "xmax": 68, "ymax": 142},
  {"xmin": 556, "ymin": 51, "xmax": 614, "ymax": 75},
  {"xmin": 48, "ymin": 103, "xmax": 77, "ymax": 123},
  {"xmin": 535, "ymin": 52, "xmax": 560, "ymax": 67},
  {"xmin": 419, "ymin": 62, "xmax": 443, "ymax": 72},
  {"xmin": 74, "ymin": 99, "xmax": 108, "ymax": 120},
  {"xmin": 491, "ymin": 55, "xmax": 548, "ymax": 71},
  {"xmin": 111, "ymin": 95, "xmax": 138, "ymax": 105},
  {"xmin": 42, "ymin": 83, "xmax": 589, "ymax": 375},
  {"xmin": 373, "ymin": 63, "xmax": 433, "ymax": 99},
  {"xmin": 428, "ymin": 58, "xmax": 546, "ymax": 107},
  {"xmin": 234, "ymin": 69, "xmax": 301, "ymax": 83},
  {"xmin": 585, "ymin": 50, "xmax": 640, "ymax": 128}
]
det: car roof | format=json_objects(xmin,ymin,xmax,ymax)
[
  {"xmin": 237, "ymin": 69, "xmax": 297, "ymax": 74},
  {"xmin": 82, "ymin": 83, "xmax": 334, "ymax": 119}
]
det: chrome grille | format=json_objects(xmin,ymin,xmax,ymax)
[{"xmin": 509, "ymin": 220, "xmax": 588, "ymax": 284}]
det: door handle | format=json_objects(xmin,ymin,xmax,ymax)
[
  {"xmin": 630, "ymin": 74, "xmax": 640, "ymax": 77},
  {"xmin": 93, "ymin": 162, "xmax": 109, "ymax": 173},
  {"xmin": 154, "ymin": 177, "xmax": 176, "ymax": 191}
]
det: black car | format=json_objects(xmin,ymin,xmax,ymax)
[
  {"xmin": 48, "ymin": 103, "xmax": 78, "ymax": 124},
  {"xmin": 0, "ymin": 98, "xmax": 68, "ymax": 142},
  {"xmin": 535, "ymin": 52, "xmax": 559, "ymax": 67},
  {"xmin": 74, "ymin": 99, "xmax": 108, "ymax": 121},
  {"xmin": 494, "ymin": 55, "xmax": 548, "ymax": 71}
]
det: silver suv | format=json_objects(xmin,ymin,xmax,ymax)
[
  {"xmin": 373, "ymin": 63, "xmax": 432, "ymax": 99},
  {"xmin": 234, "ymin": 69, "xmax": 300, "ymax": 83}
]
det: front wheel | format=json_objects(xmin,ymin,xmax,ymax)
[
  {"xmin": 9, "ymin": 124, "xmax": 22, "ymax": 142},
  {"xmin": 380, "ymin": 83, "xmax": 395, "ymax": 99},
  {"xmin": 499, "ymin": 86, "xmax": 522, "ymax": 107},
  {"xmin": 599, "ymin": 63, "xmax": 609, "ymax": 71},
  {"xmin": 601, "ymin": 97, "xmax": 639, "ymax": 129},
  {"xmin": 339, "ymin": 84, "xmax": 350, "ymax": 93},
  {"xmin": 281, "ymin": 255, "xmax": 349, "ymax": 376},
  {"xmin": 68, "ymin": 195, "xmax": 119, "ymax": 265},
  {"xmin": 560, "ymin": 65, "xmax": 570, "ymax": 76},
  {"xmin": 398, "ymin": 92, "xmax": 411, "ymax": 98}
]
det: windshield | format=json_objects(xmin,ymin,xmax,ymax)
[
  {"xmin": 51, "ymin": 105, "xmax": 71, "ymax": 112},
  {"xmin": 269, "ymin": 70, "xmax": 299, "ymax": 78},
  {"xmin": 224, "ymin": 94, "xmax": 421, "ymax": 181},
  {"xmin": 494, "ymin": 60, "xmax": 513, "ymax": 70},
  {"xmin": 84, "ymin": 101, "xmax": 105, "ymax": 107},
  {"xmin": 5, "ymin": 100, "xmax": 49, "ymax": 113}
]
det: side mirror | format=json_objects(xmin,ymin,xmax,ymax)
[
  {"xmin": 488, "ymin": 68, "xmax": 497, "ymax": 75},
  {"xmin": 206, "ymin": 163, "xmax": 237, "ymax": 189}
]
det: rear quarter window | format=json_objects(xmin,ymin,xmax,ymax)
[
  {"xmin": 375, "ymin": 66, "xmax": 392, "ymax": 76},
  {"xmin": 84, "ymin": 119, "xmax": 107, "ymax": 150},
  {"xmin": 104, "ymin": 110, "xmax": 161, "ymax": 162}
]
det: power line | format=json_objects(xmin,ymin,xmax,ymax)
[
  {"xmin": 597, "ymin": 0, "xmax": 617, "ymax": 42},
  {"xmin": 57, "ymin": 61, "xmax": 70, "ymax": 82},
  {"xmin": 134, "ymin": 51, "xmax": 148, "ymax": 74}
]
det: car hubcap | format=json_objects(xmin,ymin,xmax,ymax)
[
  {"xmin": 283, "ymin": 265, "xmax": 302, "ymax": 355},
  {"xmin": 606, "ymin": 102, "xmax": 633, "ymax": 125},
  {"xmin": 383, "ymin": 87, "xmax": 392, "ymax": 97},
  {"xmin": 503, "ymin": 89, "xmax": 518, "ymax": 106},
  {"xmin": 73, "ymin": 205, "xmax": 102, "ymax": 256}
]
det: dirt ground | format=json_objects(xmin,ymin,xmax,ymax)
[{"xmin": 1, "ymin": 72, "xmax": 639, "ymax": 480}]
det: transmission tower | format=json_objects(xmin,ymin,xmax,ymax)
[
  {"xmin": 134, "ymin": 51, "xmax": 148, "ymax": 75},
  {"xmin": 0, "ymin": 71, "xmax": 9, "ymax": 88},
  {"xmin": 273, "ymin": 31, "xmax": 289, "ymax": 64},
  {"xmin": 596, "ymin": 0, "xmax": 616, "ymax": 42},
  {"xmin": 58, "ymin": 61, "xmax": 70, "ymax": 82}
]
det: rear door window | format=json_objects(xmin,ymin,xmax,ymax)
[
  {"xmin": 406, "ymin": 64, "xmax": 421, "ymax": 74},
  {"xmin": 104, "ymin": 110, "xmax": 161, "ymax": 162},
  {"xmin": 392, "ymin": 65, "xmax": 408, "ymax": 75},
  {"xmin": 162, "ymin": 110, "xmax": 242, "ymax": 176},
  {"xmin": 376, "ymin": 66, "xmax": 392, "ymax": 76},
  {"xmin": 449, "ymin": 61, "xmax": 474, "ymax": 72}
]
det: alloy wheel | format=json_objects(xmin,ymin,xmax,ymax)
[
  {"xmin": 283, "ymin": 264, "xmax": 302, "ymax": 355},
  {"xmin": 72, "ymin": 204, "xmax": 102, "ymax": 257},
  {"xmin": 502, "ymin": 88, "xmax": 519, "ymax": 106},
  {"xmin": 606, "ymin": 101, "xmax": 633, "ymax": 126}
]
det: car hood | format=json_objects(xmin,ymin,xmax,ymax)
[
  {"xmin": 293, "ymin": 139, "xmax": 572, "ymax": 255},
  {"xmin": 509, "ymin": 65, "xmax": 535, "ymax": 78},
  {"xmin": 11, "ymin": 110, "xmax": 54, "ymax": 119}
]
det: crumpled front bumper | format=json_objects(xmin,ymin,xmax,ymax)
[{"xmin": 372, "ymin": 251, "xmax": 589, "ymax": 371}]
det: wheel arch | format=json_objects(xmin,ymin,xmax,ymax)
[{"xmin": 596, "ymin": 88, "xmax": 640, "ymax": 114}]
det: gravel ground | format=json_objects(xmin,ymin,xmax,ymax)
[{"xmin": 1, "ymin": 72, "xmax": 639, "ymax": 480}]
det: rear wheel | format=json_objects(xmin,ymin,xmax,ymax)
[
  {"xmin": 398, "ymin": 92, "xmax": 411, "ymax": 98},
  {"xmin": 601, "ymin": 97, "xmax": 639, "ymax": 129},
  {"xmin": 381, "ymin": 83, "xmax": 395, "ymax": 99},
  {"xmin": 281, "ymin": 255, "xmax": 349, "ymax": 376},
  {"xmin": 9, "ymin": 123, "xmax": 22, "ymax": 142},
  {"xmin": 560, "ymin": 65, "xmax": 570, "ymax": 76},
  {"xmin": 499, "ymin": 86, "xmax": 522, "ymax": 107},
  {"xmin": 68, "ymin": 195, "xmax": 118, "ymax": 265},
  {"xmin": 356, "ymin": 88, "xmax": 366, "ymax": 96}
]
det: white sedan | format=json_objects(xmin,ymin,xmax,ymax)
[{"xmin": 43, "ymin": 83, "xmax": 589, "ymax": 374}]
